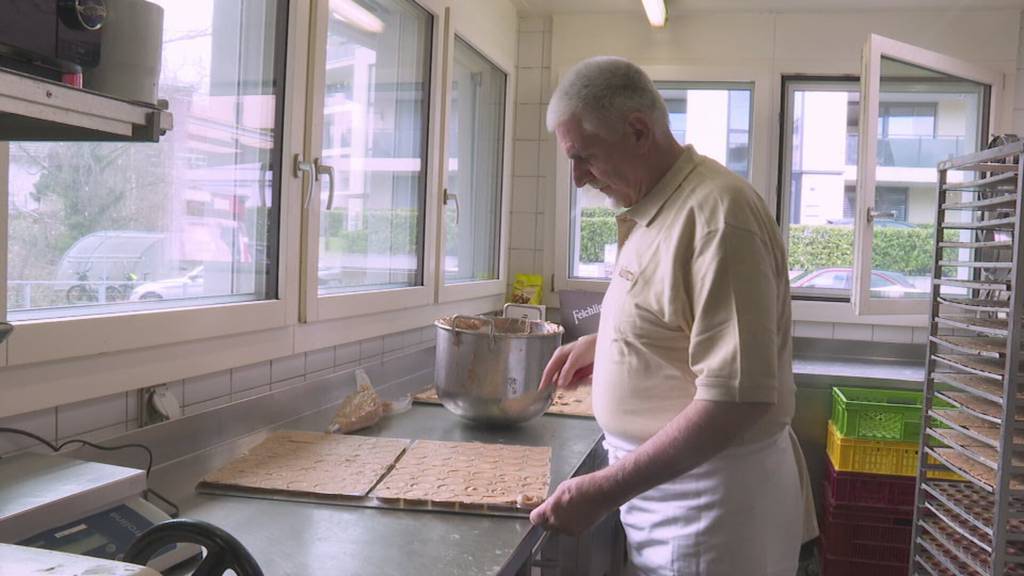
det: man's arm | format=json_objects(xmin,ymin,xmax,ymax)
[{"xmin": 530, "ymin": 398, "xmax": 770, "ymax": 535}]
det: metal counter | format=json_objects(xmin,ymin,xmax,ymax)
[{"xmin": 145, "ymin": 403, "xmax": 604, "ymax": 576}]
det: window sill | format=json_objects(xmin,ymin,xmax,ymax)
[{"xmin": 791, "ymin": 299, "xmax": 928, "ymax": 327}]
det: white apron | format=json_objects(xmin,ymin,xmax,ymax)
[{"xmin": 605, "ymin": 427, "xmax": 811, "ymax": 576}]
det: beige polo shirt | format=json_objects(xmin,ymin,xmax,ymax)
[{"xmin": 592, "ymin": 145, "xmax": 796, "ymax": 447}]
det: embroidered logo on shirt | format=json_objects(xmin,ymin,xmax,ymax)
[{"xmin": 618, "ymin": 267, "xmax": 636, "ymax": 282}]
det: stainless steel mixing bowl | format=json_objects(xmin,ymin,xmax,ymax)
[{"xmin": 434, "ymin": 314, "xmax": 564, "ymax": 425}]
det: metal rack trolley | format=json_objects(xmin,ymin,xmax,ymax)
[{"xmin": 911, "ymin": 140, "xmax": 1024, "ymax": 575}]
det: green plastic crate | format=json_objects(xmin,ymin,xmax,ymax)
[{"xmin": 831, "ymin": 387, "xmax": 950, "ymax": 443}]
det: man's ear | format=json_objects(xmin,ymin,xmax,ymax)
[{"xmin": 625, "ymin": 112, "xmax": 653, "ymax": 151}]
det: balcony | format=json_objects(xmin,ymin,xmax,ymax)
[{"xmin": 846, "ymin": 134, "xmax": 966, "ymax": 168}]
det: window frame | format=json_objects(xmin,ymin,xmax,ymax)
[
  {"xmin": 552, "ymin": 65, "xmax": 771, "ymax": 294},
  {"xmin": 299, "ymin": 0, "xmax": 449, "ymax": 323},
  {"xmin": 778, "ymin": 76, "xmax": 859, "ymax": 303},
  {"xmin": 0, "ymin": 0, "xmax": 304, "ymax": 367},
  {"xmin": 852, "ymin": 34, "xmax": 1001, "ymax": 316},
  {"xmin": 435, "ymin": 26, "xmax": 514, "ymax": 304}
]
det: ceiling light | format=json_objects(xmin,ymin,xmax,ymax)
[
  {"xmin": 641, "ymin": 0, "xmax": 667, "ymax": 27},
  {"xmin": 330, "ymin": 0, "xmax": 385, "ymax": 34}
]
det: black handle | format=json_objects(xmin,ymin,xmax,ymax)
[{"xmin": 124, "ymin": 518, "xmax": 263, "ymax": 576}]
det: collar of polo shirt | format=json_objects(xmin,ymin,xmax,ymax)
[{"xmin": 621, "ymin": 145, "xmax": 699, "ymax": 228}]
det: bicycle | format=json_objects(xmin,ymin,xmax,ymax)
[{"xmin": 66, "ymin": 269, "xmax": 135, "ymax": 304}]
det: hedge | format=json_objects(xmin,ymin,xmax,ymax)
[{"xmin": 578, "ymin": 207, "xmax": 941, "ymax": 276}]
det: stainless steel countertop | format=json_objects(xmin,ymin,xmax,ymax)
[
  {"xmin": 792, "ymin": 338, "xmax": 926, "ymax": 390},
  {"xmin": 146, "ymin": 403, "xmax": 604, "ymax": 576}
]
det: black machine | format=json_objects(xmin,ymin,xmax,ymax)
[{"xmin": 0, "ymin": 0, "xmax": 106, "ymax": 82}]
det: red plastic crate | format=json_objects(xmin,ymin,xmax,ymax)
[
  {"xmin": 822, "ymin": 552, "xmax": 910, "ymax": 576},
  {"xmin": 825, "ymin": 458, "xmax": 917, "ymax": 509},
  {"xmin": 820, "ymin": 483, "xmax": 913, "ymax": 564}
]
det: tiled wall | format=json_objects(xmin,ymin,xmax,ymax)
[
  {"xmin": 793, "ymin": 321, "xmax": 929, "ymax": 344},
  {"xmin": 509, "ymin": 16, "xmax": 555, "ymax": 292},
  {"xmin": 0, "ymin": 327, "xmax": 436, "ymax": 457}
]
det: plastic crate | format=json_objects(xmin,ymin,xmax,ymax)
[
  {"xmin": 820, "ymin": 483, "xmax": 912, "ymax": 564},
  {"xmin": 831, "ymin": 387, "xmax": 951, "ymax": 442},
  {"xmin": 824, "ymin": 458, "xmax": 917, "ymax": 509},
  {"xmin": 826, "ymin": 421, "xmax": 962, "ymax": 480},
  {"xmin": 821, "ymin": 551, "xmax": 909, "ymax": 576}
]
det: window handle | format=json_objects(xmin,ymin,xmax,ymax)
[
  {"xmin": 294, "ymin": 154, "xmax": 315, "ymax": 209},
  {"xmin": 444, "ymin": 188, "xmax": 460, "ymax": 225},
  {"xmin": 866, "ymin": 207, "xmax": 896, "ymax": 222},
  {"xmin": 314, "ymin": 158, "xmax": 335, "ymax": 211}
]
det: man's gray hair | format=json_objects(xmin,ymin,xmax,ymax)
[{"xmin": 546, "ymin": 57, "xmax": 669, "ymax": 139}]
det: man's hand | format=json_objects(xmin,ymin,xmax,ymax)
[
  {"xmin": 541, "ymin": 334, "xmax": 597, "ymax": 390},
  {"xmin": 529, "ymin": 471, "xmax": 617, "ymax": 535}
]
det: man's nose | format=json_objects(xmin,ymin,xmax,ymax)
[{"xmin": 572, "ymin": 162, "xmax": 591, "ymax": 188}]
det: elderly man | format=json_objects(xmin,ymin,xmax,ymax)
[{"xmin": 530, "ymin": 57, "xmax": 816, "ymax": 575}]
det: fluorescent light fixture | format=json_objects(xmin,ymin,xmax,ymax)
[
  {"xmin": 641, "ymin": 0, "xmax": 667, "ymax": 27},
  {"xmin": 330, "ymin": 0, "xmax": 385, "ymax": 34}
]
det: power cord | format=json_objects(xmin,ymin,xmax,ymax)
[{"xmin": 0, "ymin": 426, "xmax": 179, "ymax": 517}]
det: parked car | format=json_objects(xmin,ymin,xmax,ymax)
[
  {"xmin": 791, "ymin": 267, "xmax": 928, "ymax": 297},
  {"xmin": 129, "ymin": 266, "xmax": 204, "ymax": 301}
]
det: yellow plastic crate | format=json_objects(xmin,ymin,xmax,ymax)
[{"xmin": 826, "ymin": 421, "xmax": 961, "ymax": 480}]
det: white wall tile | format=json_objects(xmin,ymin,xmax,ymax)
[
  {"xmin": 542, "ymin": 33, "xmax": 552, "ymax": 67},
  {"xmin": 515, "ymin": 104, "xmax": 541, "ymax": 140},
  {"xmin": 163, "ymin": 381, "xmax": 185, "ymax": 408},
  {"xmin": 360, "ymin": 337, "xmax": 383, "ymax": 360},
  {"xmin": 517, "ymin": 68, "xmax": 542, "ymax": 104},
  {"xmin": 833, "ymin": 323, "xmax": 873, "ymax": 341},
  {"xmin": 912, "ymin": 327, "xmax": 931, "ymax": 344},
  {"xmin": 541, "ymin": 69, "xmax": 553, "ymax": 104},
  {"xmin": 183, "ymin": 370, "xmax": 231, "ymax": 405},
  {"xmin": 510, "ymin": 212, "xmax": 538, "ymax": 250},
  {"xmin": 231, "ymin": 361, "xmax": 271, "ymax": 393},
  {"xmin": 57, "ymin": 393, "xmax": 127, "ymax": 439},
  {"xmin": 509, "ymin": 249, "xmax": 536, "ymax": 275},
  {"xmin": 305, "ymin": 348, "xmax": 335, "ymax": 374},
  {"xmin": 184, "ymin": 396, "xmax": 230, "ymax": 417},
  {"xmin": 383, "ymin": 333, "xmax": 405, "ymax": 353},
  {"xmin": 533, "ymin": 249, "xmax": 546, "ymax": 274},
  {"xmin": 126, "ymin": 391, "xmax": 140, "ymax": 428},
  {"xmin": 270, "ymin": 376, "xmax": 305, "ymax": 391},
  {"xmin": 402, "ymin": 328, "xmax": 422, "ymax": 350},
  {"xmin": 58, "ymin": 422, "xmax": 126, "ymax": 445},
  {"xmin": 334, "ymin": 342, "xmax": 360, "ymax": 366},
  {"xmin": 792, "ymin": 321, "xmax": 834, "ymax": 339},
  {"xmin": 512, "ymin": 177, "xmax": 539, "ymax": 213},
  {"xmin": 271, "ymin": 353, "xmax": 306, "ymax": 383},
  {"xmin": 538, "ymin": 139, "xmax": 556, "ymax": 180},
  {"xmin": 420, "ymin": 326, "xmax": 436, "ymax": 343},
  {"xmin": 514, "ymin": 141, "xmax": 540, "ymax": 177},
  {"xmin": 518, "ymin": 32, "xmax": 544, "ymax": 67},
  {"xmin": 232, "ymin": 385, "xmax": 270, "ymax": 402},
  {"xmin": 306, "ymin": 368, "xmax": 336, "ymax": 381},
  {"xmin": 872, "ymin": 325, "xmax": 914, "ymax": 344},
  {"xmin": 533, "ymin": 214, "xmax": 545, "ymax": 249},
  {"xmin": 0, "ymin": 408, "xmax": 56, "ymax": 455}
]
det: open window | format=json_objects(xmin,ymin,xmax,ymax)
[
  {"xmin": 851, "ymin": 34, "xmax": 1000, "ymax": 315},
  {"xmin": 300, "ymin": 0, "xmax": 446, "ymax": 321}
]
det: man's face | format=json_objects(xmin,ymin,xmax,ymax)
[{"xmin": 555, "ymin": 116, "xmax": 644, "ymax": 208}]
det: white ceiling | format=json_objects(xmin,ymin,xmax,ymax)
[{"xmin": 512, "ymin": 0, "xmax": 1024, "ymax": 14}]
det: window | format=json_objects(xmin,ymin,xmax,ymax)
[
  {"xmin": 314, "ymin": 0, "xmax": 433, "ymax": 295},
  {"xmin": 6, "ymin": 0, "xmax": 285, "ymax": 321},
  {"xmin": 782, "ymin": 36, "xmax": 995, "ymax": 315},
  {"xmin": 568, "ymin": 81, "xmax": 754, "ymax": 281},
  {"xmin": 443, "ymin": 37, "xmax": 506, "ymax": 285}
]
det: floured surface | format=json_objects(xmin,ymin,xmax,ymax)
[
  {"xmin": 201, "ymin": 430, "xmax": 410, "ymax": 497},
  {"xmin": 414, "ymin": 385, "xmax": 594, "ymax": 418},
  {"xmin": 370, "ymin": 440, "xmax": 551, "ymax": 511}
]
